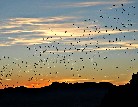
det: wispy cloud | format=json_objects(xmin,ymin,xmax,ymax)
[
  {"xmin": 0, "ymin": 16, "xmax": 76, "ymax": 30},
  {"xmin": 63, "ymin": 1, "xmax": 132, "ymax": 8},
  {"xmin": 0, "ymin": 15, "xmax": 137, "ymax": 47},
  {"xmin": 57, "ymin": 78, "xmax": 90, "ymax": 82}
]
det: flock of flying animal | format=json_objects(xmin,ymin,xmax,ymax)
[{"xmin": 0, "ymin": 4, "xmax": 137, "ymax": 88}]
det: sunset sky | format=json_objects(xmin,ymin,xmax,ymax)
[{"xmin": 0, "ymin": 0, "xmax": 138, "ymax": 89}]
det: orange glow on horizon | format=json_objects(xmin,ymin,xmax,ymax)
[{"xmin": 0, "ymin": 79, "xmax": 130, "ymax": 89}]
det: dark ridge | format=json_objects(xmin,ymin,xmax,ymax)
[
  {"xmin": 98, "ymin": 72, "xmax": 138, "ymax": 107},
  {"xmin": 0, "ymin": 72, "xmax": 138, "ymax": 107}
]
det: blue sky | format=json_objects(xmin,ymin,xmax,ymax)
[{"xmin": 0, "ymin": 0, "xmax": 138, "ymax": 88}]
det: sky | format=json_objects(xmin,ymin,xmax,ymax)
[{"xmin": 0, "ymin": 0, "xmax": 138, "ymax": 89}]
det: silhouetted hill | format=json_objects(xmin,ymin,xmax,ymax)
[
  {"xmin": 0, "ymin": 72, "xmax": 138, "ymax": 107},
  {"xmin": 98, "ymin": 72, "xmax": 138, "ymax": 107},
  {"xmin": 0, "ymin": 83, "xmax": 109, "ymax": 107}
]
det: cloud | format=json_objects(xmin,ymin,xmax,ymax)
[
  {"xmin": 0, "ymin": 15, "xmax": 137, "ymax": 47},
  {"xmin": 57, "ymin": 78, "xmax": 89, "ymax": 82},
  {"xmin": 9, "ymin": 16, "xmax": 76, "ymax": 24},
  {"xmin": 100, "ymin": 79, "xmax": 113, "ymax": 82},
  {"xmin": 0, "ymin": 16, "xmax": 78, "ymax": 46},
  {"xmin": 0, "ymin": 16, "xmax": 76, "ymax": 31},
  {"xmin": 63, "ymin": 1, "xmax": 132, "ymax": 8}
]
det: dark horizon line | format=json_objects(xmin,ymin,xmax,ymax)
[
  {"xmin": 0, "ymin": 80, "xmax": 130, "ymax": 90},
  {"xmin": 1, "ymin": 72, "xmax": 137, "ymax": 90}
]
